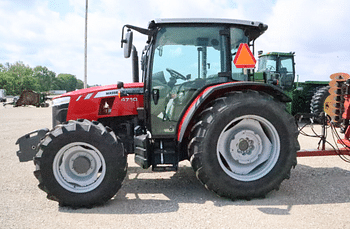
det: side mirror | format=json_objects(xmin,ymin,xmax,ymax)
[{"xmin": 123, "ymin": 29, "xmax": 133, "ymax": 58}]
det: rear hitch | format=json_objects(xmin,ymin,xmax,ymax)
[{"xmin": 16, "ymin": 128, "xmax": 49, "ymax": 162}]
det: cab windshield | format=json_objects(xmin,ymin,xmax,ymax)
[
  {"xmin": 152, "ymin": 26, "xmax": 248, "ymax": 83},
  {"xmin": 257, "ymin": 54, "xmax": 295, "ymax": 90},
  {"xmin": 150, "ymin": 25, "xmax": 249, "ymax": 136},
  {"xmin": 258, "ymin": 55, "xmax": 294, "ymax": 74}
]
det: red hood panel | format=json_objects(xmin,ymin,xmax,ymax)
[
  {"xmin": 55, "ymin": 82, "xmax": 144, "ymax": 122},
  {"xmin": 54, "ymin": 82, "xmax": 144, "ymax": 99}
]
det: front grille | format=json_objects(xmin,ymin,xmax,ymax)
[{"xmin": 52, "ymin": 103, "xmax": 69, "ymax": 128}]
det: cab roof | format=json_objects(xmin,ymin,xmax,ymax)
[
  {"xmin": 150, "ymin": 18, "xmax": 268, "ymax": 41},
  {"xmin": 259, "ymin": 52, "xmax": 295, "ymax": 57},
  {"xmin": 153, "ymin": 18, "xmax": 265, "ymax": 27}
]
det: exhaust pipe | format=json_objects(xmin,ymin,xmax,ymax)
[{"xmin": 132, "ymin": 46, "xmax": 139, "ymax": 83}]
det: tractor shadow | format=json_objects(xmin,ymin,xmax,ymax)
[{"xmin": 59, "ymin": 161, "xmax": 350, "ymax": 215}]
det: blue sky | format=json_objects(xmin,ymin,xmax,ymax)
[
  {"xmin": 47, "ymin": 0, "xmax": 72, "ymax": 17},
  {"xmin": 1, "ymin": 0, "xmax": 350, "ymax": 85}
]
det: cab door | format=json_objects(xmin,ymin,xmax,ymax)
[{"xmin": 150, "ymin": 26, "xmax": 229, "ymax": 137}]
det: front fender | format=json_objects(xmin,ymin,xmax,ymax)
[{"xmin": 176, "ymin": 82, "xmax": 291, "ymax": 142}]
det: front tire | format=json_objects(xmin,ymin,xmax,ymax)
[
  {"xmin": 34, "ymin": 119, "xmax": 127, "ymax": 207},
  {"xmin": 188, "ymin": 90, "xmax": 299, "ymax": 199}
]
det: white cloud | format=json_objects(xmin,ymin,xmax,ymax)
[
  {"xmin": 257, "ymin": 0, "xmax": 350, "ymax": 81},
  {"xmin": 0, "ymin": 1, "xmax": 85, "ymax": 78},
  {"xmin": 1, "ymin": 0, "xmax": 350, "ymax": 85}
]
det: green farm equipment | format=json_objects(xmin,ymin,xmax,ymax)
[{"xmin": 254, "ymin": 51, "xmax": 329, "ymax": 116}]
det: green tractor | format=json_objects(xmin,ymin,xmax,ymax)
[{"xmin": 254, "ymin": 51, "xmax": 330, "ymax": 116}]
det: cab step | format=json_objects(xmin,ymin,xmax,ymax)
[
  {"xmin": 152, "ymin": 164, "xmax": 178, "ymax": 172},
  {"xmin": 152, "ymin": 140, "xmax": 178, "ymax": 172}
]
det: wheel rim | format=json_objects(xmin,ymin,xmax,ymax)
[
  {"xmin": 53, "ymin": 142, "xmax": 106, "ymax": 193},
  {"xmin": 216, "ymin": 115, "xmax": 280, "ymax": 182}
]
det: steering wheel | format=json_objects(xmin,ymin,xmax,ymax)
[{"xmin": 166, "ymin": 68, "xmax": 187, "ymax": 81}]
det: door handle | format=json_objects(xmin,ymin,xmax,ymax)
[{"xmin": 152, "ymin": 89, "xmax": 160, "ymax": 105}]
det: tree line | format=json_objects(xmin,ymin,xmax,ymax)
[{"xmin": 0, "ymin": 61, "xmax": 84, "ymax": 95}]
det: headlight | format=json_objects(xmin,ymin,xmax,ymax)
[{"xmin": 52, "ymin": 96, "xmax": 70, "ymax": 106}]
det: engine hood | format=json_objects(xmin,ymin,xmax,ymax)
[{"xmin": 53, "ymin": 82, "xmax": 144, "ymax": 99}]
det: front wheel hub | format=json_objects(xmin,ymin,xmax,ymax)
[
  {"xmin": 69, "ymin": 152, "xmax": 96, "ymax": 176},
  {"xmin": 53, "ymin": 143, "xmax": 106, "ymax": 193}
]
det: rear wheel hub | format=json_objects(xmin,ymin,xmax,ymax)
[
  {"xmin": 230, "ymin": 130, "xmax": 262, "ymax": 164},
  {"xmin": 217, "ymin": 116, "xmax": 279, "ymax": 181}
]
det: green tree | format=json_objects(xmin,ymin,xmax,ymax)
[
  {"xmin": 0, "ymin": 63, "xmax": 5, "ymax": 72},
  {"xmin": 0, "ymin": 61, "xmax": 82, "ymax": 95},
  {"xmin": 20, "ymin": 76, "xmax": 38, "ymax": 92},
  {"xmin": 55, "ymin": 74, "xmax": 78, "ymax": 92},
  {"xmin": 8, "ymin": 61, "xmax": 33, "ymax": 78},
  {"xmin": 2, "ymin": 61, "xmax": 37, "ymax": 95},
  {"xmin": 76, "ymin": 79, "xmax": 84, "ymax": 89},
  {"xmin": 33, "ymin": 66, "xmax": 56, "ymax": 92},
  {"xmin": 0, "ymin": 72, "xmax": 17, "ymax": 95}
]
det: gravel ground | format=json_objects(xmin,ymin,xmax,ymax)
[{"xmin": 1, "ymin": 103, "xmax": 350, "ymax": 229}]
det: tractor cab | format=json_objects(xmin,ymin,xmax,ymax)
[
  {"xmin": 122, "ymin": 19, "xmax": 269, "ymax": 170},
  {"xmin": 255, "ymin": 52, "xmax": 295, "ymax": 90},
  {"xmin": 148, "ymin": 21, "xmax": 253, "ymax": 136},
  {"xmin": 123, "ymin": 19, "xmax": 268, "ymax": 135}
]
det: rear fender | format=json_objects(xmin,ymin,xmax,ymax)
[{"xmin": 176, "ymin": 82, "xmax": 291, "ymax": 143}]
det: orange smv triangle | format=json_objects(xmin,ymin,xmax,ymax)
[{"xmin": 233, "ymin": 43, "xmax": 256, "ymax": 68}]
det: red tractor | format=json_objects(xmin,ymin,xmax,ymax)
[{"xmin": 16, "ymin": 18, "xmax": 300, "ymax": 208}]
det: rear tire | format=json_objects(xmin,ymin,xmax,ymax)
[
  {"xmin": 34, "ymin": 119, "xmax": 127, "ymax": 208},
  {"xmin": 310, "ymin": 86, "xmax": 330, "ymax": 118},
  {"xmin": 188, "ymin": 90, "xmax": 299, "ymax": 199}
]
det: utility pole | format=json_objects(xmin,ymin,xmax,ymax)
[{"xmin": 84, "ymin": 0, "xmax": 88, "ymax": 88}]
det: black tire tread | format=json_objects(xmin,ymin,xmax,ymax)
[
  {"xmin": 188, "ymin": 90, "xmax": 299, "ymax": 200},
  {"xmin": 310, "ymin": 86, "xmax": 330, "ymax": 115},
  {"xmin": 33, "ymin": 119, "xmax": 127, "ymax": 208}
]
